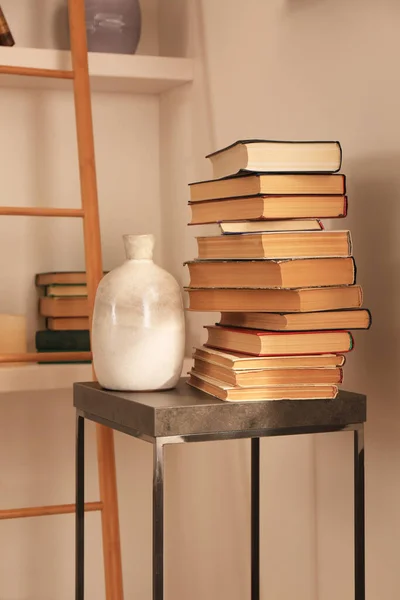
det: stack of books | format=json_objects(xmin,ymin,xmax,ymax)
[
  {"xmin": 35, "ymin": 271, "xmax": 91, "ymax": 362},
  {"xmin": 185, "ymin": 140, "xmax": 371, "ymax": 401}
]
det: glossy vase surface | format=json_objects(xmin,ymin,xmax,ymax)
[{"xmin": 92, "ymin": 234, "xmax": 185, "ymax": 391}]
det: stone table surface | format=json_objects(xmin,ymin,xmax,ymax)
[{"xmin": 74, "ymin": 379, "xmax": 366, "ymax": 440}]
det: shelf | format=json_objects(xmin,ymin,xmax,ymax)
[
  {"xmin": 0, "ymin": 357, "xmax": 193, "ymax": 394},
  {"xmin": 0, "ymin": 47, "xmax": 194, "ymax": 94}
]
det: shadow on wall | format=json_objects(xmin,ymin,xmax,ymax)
[{"xmin": 341, "ymin": 153, "xmax": 400, "ymax": 418}]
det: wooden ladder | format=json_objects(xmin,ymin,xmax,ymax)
[{"xmin": 0, "ymin": 2, "xmax": 124, "ymax": 599}]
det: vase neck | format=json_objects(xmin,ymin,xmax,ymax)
[{"xmin": 123, "ymin": 234, "xmax": 154, "ymax": 260}]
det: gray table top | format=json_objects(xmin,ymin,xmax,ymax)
[{"xmin": 74, "ymin": 379, "xmax": 366, "ymax": 441}]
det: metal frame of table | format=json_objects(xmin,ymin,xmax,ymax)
[{"xmin": 74, "ymin": 380, "xmax": 366, "ymax": 600}]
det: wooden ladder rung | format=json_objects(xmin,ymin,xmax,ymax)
[
  {"xmin": 0, "ymin": 352, "xmax": 92, "ymax": 363},
  {"xmin": 0, "ymin": 207, "xmax": 84, "ymax": 217},
  {"xmin": 0, "ymin": 65, "xmax": 74, "ymax": 80},
  {"xmin": 0, "ymin": 501, "xmax": 103, "ymax": 520}
]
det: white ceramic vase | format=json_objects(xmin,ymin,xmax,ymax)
[{"xmin": 92, "ymin": 234, "xmax": 185, "ymax": 391}]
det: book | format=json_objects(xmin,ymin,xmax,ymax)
[
  {"xmin": 189, "ymin": 173, "xmax": 346, "ymax": 202},
  {"xmin": 219, "ymin": 219, "xmax": 324, "ymax": 234},
  {"xmin": 207, "ymin": 140, "xmax": 342, "ymax": 179},
  {"xmin": 186, "ymin": 285, "xmax": 363, "ymax": 312},
  {"xmin": 35, "ymin": 330, "xmax": 90, "ymax": 352},
  {"xmin": 193, "ymin": 346, "xmax": 346, "ymax": 370},
  {"xmin": 47, "ymin": 317, "xmax": 89, "ymax": 331},
  {"xmin": 0, "ymin": 7, "xmax": 15, "ymax": 46},
  {"xmin": 205, "ymin": 326, "xmax": 354, "ymax": 356},
  {"xmin": 46, "ymin": 284, "xmax": 88, "ymax": 297},
  {"xmin": 39, "ymin": 296, "xmax": 89, "ymax": 318},
  {"xmin": 186, "ymin": 257, "xmax": 356, "ymax": 289},
  {"xmin": 189, "ymin": 195, "xmax": 347, "ymax": 224},
  {"xmin": 36, "ymin": 271, "xmax": 106, "ymax": 286},
  {"xmin": 196, "ymin": 231, "xmax": 352, "ymax": 260},
  {"xmin": 188, "ymin": 372, "xmax": 338, "ymax": 401},
  {"xmin": 193, "ymin": 357, "xmax": 343, "ymax": 386},
  {"xmin": 219, "ymin": 309, "xmax": 371, "ymax": 332}
]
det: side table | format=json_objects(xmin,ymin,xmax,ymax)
[{"xmin": 74, "ymin": 379, "xmax": 366, "ymax": 600}]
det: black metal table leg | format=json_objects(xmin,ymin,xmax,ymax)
[
  {"xmin": 251, "ymin": 437, "xmax": 260, "ymax": 600},
  {"xmin": 354, "ymin": 426, "xmax": 365, "ymax": 600},
  {"xmin": 153, "ymin": 439, "xmax": 165, "ymax": 600},
  {"xmin": 76, "ymin": 414, "xmax": 85, "ymax": 600}
]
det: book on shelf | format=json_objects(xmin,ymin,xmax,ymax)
[
  {"xmin": 207, "ymin": 140, "xmax": 342, "ymax": 179},
  {"xmin": 189, "ymin": 195, "xmax": 347, "ymax": 224},
  {"xmin": 45, "ymin": 284, "xmax": 88, "ymax": 297},
  {"xmin": 36, "ymin": 271, "xmax": 107, "ymax": 286},
  {"xmin": 196, "ymin": 230, "xmax": 352, "ymax": 260},
  {"xmin": 193, "ymin": 357, "xmax": 343, "ymax": 386},
  {"xmin": 204, "ymin": 326, "xmax": 354, "ymax": 356},
  {"xmin": 219, "ymin": 219, "xmax": 324, "ymax": 234},
  {"xmin": 218, "ymin": 309, "xmax": 371, "ymax": 331},
  {"xmin": 35, "ymin": 330, "xmax": 90, "ymax": 352},
  {"xmin": 186, "ymin": 257, "xmax": 356, "ymax": 289},
  {"xmin": 39, "ymin": 296, "xmax": 89, "ymax": 318},
  {"xmin": 0, "ymin": 7, "xmax": 15, "ymax": 46},
  {"xmin": 185, "ymin": 285, "xmax": 363, "ymax": 312},
  {"xmin": 193, "ymin": 346, "xmax": 346, "ymax": 369},
  {"xmin": 47, "ymin": 317, "xmax": 89, "ymax": 330},
  {"xmin": 188, "ymin": 372, "xmax": 339, "ymax": 401},
  {"xmin": 189, "ymin": 173, "xmax": 346, "ymax": 202},
  {"xmin": 37, "ymin": 351, "xmax": 91, "ymax": 365}
]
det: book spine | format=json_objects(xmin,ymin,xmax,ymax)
[
  {"xmin": 348, "ymin": 331, "xmax": 355, "ymax": 351},
  {"xmin": 336, "ymin": 141, "xmax": 343, "ymax": 172},
  {"xmin": 35, "ymin": 330, "xmax": 91, "ymax": 351},
  {"xmin": 0, "ymin": 8, "xmax": 15, "ymax": 46},
  {"xmin": 352, "ymin": 257, "xmax": 357, "ymax": 284},
  {"xmin": 342, "ymin": 195, "xmax": 348, "ymax": 217},
  {"xmin": 347, "ymin": 231, "xmax": 353, "ymax": 255}
]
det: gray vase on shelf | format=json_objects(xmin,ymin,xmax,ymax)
[
  {"xmin": 56, "ymin": 0, "xmax": 142, "ymax": 54},
  {"xmin": 85, "ymin": 0, "xmax": 142, "ymax": 54}
]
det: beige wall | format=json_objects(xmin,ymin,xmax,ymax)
[
  {"xmin": 0, "ymin": 0, "xmax": 396, "ymax": 599},
  {"xmin": 163, "ymin": 0, "xmax": 397, "ymax": 598}
]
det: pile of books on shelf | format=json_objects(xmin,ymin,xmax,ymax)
[
  {"xmin": 35, "ymin": 271, "xmax": 91, "ymax": 362},
  {"xmin": 185, "ymin": 140, "xmax": 371, "ymax": 402},
  {"xmin": 0, "ymin": 7, "xmax": 14, "ymax": 46}
]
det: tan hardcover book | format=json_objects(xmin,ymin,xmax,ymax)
[
  {"xmin": 205, "ymin": 326, "xmax": 353, "ymax": 356},
  {"xmin": 189, "ymin": 196, "xmax": 347, "ymax": 224},
  {"xmin": 36, "ymin": 271, "xmax": 106, "ymax": 286},
  {"xmin": 186, "ymin": 285, "xmax": 363, "ymax": 312},
  {"xmin": 219, "ymin": 309, "xmax": 371, "ymax": 331},
  {"xmin": 207, "ymin": 140, "xmax": 342, "ymax": 179},
  {"xmin": 189, "ymin": 174, "xmax": 346, "ymax": 202},
  {"xmin": 219, "ymin": 219, "xmax": 323, "ymax": 233},
  {"xmin": 193, "ymin": 346, "xmax": 346, "ymax": 370},
  {"xmin": 46, "ymin": 284, "xmax": 88, "ymax": 297},
  {"xmin": 39, "ymin": 296, "xmax": 89, "ymax": 318},
  {"xmin": 196, "ymin": 231, "xmax": 352, "ymax": 260},
  {"xmin": 186, "ymin": 257, "xmax": 355, "ymax": 289},
  {"xmin": 193, "ymin": 357, "xmax": 343, "ymax": 386},
  {"xmin": 188, "ymin": 372, "xmax": 338, "ymax": 401},
  {"xmin": 47, "ymin": 317, "xmax": 90, "ymax": 331}
]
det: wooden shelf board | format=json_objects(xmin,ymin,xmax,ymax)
[{"xmin": 0, "ymin": 47, "xmax": 194, "ymax": 93}]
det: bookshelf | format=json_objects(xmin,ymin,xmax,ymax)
[
  {"xmin": 0, "ymin": 47, "xmax": 194, "ymax": 93},
  {"xmin": 0, "ymin": 358, "xmax": 192, "ymax": 393}
]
